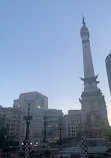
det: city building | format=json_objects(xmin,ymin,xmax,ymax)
[
  {"xmin": 13, "ymin": 91, "xmax": 48, "ymax": 112},
  {"xmin": 105, "ymin": 52, "xmax": 111, "ymax": 94},
  {"xmin": 13, "ymin": 91, "xmax": 48, "ymax": 146},
  {"xmin": 79, "ymin": 17, "xmax": 109, "ymax": 138},
  {"xmin": 0, "ymin": 105, "xmax": 5, "ymax": 129},
  {"xmin": 13, "ymin": 91, "xmax": 64, "ymax": 148},
  {"xmin": 44, "ymin": 108, "xmax": 63, "ymax": 143},
  {"xmin": 20, "ymin": 108, "xmax": 63, "ymax": 147},
  {"xmin": 0, "ymin": 106, "xmax": 23, "ymax": 145},
  {"xmin": 64, "ymin": 110, "xmax": 81, "ymax": 138}
]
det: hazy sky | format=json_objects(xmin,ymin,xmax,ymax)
[{"xmin": 0, "ymin": 1, "xmax": 111, "ymax": 124}]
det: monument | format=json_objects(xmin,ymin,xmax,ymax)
[{"xmin": 79, "ymin": 17, "xmax": 109, "ymax": 138}]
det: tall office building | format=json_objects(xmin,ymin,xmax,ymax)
[
  {"xmin": 13, "ymin": 91, "xmax": 48, "ymax": 113},
  {"xmin": 0, "ymin": 106, "xmax": 23, "ymax": 144},
  {"xmin": 14, "ymin": 91, "xmax": 63, "ymax": 147},
  {"xmin": 64, "ymin": 110, "xmax": 81, "ymax": 138},
  {"xmin": 105, "ymin": 52, "xmax": 111, "ymax": 94},
  {"xmin": 13, "ymin": 91, "xmax": 48, "ymax": 146},
  {"xmin": 20, "ymin": 108, "xmax": 63, "ymax": 147},
  {"xmin": 79, "ymin": 17, "xmax": 109, "ymax": 138}
]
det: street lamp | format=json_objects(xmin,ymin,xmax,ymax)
[
  {"xmin": 24, "ymin": 104, "xmax": 32, "ymax": 158},
  {"xmin": 43, "ymin": 111, "xmax": 47, "ymax": 148}
]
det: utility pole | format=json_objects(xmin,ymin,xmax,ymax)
[{"xmin": 24, "ymin": 104, "xmax": 32, "ymax": 158}]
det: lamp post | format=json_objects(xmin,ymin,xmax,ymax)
[
  {"xmin": 43, "ymin": 111, "xmax": 47, "ymax": 148},
  {"xmin": 58, "ymin": 117, "xmax": 63, "ymax": 146},
  {"xmin": 24, "ymin": 104, "xmax": 32, "ymax": 158}
]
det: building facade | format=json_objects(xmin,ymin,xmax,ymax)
[
  {"xmin": 13, "ymin": 91, "xmax": 48, "ymax": 111},
  {"xmin": 64, "ymin": 110, "xmax": 81, "ymax": 138},
  {"xmin": 0, "ymin": 91, "xmax": 63, "ymax": 148},
  {"xmin": 0, "ymin": 106, "xmax": 23, "ymax": 144},
  {"xmin": 20, "ymin": 108, "xmax": 63, "ymax": 147},
  {"xmin": 0, "ymin": 105, "xmax": 5, "ymax": 129},
  {"xmin": 105, "ymin": 52, "xmax": 111, "ymax": 94},
  {"xmin": 79, "ymin": 18, "xmax": 109, "ymax": 138},
  {"xmin": 13, "ymin": 91, "xmax": 48, "ymax": 146}
]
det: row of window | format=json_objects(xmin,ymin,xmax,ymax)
[
  {"xmin": 68, "ymin": 130, "xmax": 78, "ymax": 133},
  {"xmin": 68, "ymin": 126, "xmax": 79, "ymax": 129},
  {"xmin": 6, "ymin": 123, "xmax": 20, "ymax": 127},
  {"xmin": 69, "ymin": 133, "xmax": 76, "ymax": 136},
  {"xmin": 10, "ymin": 132, "xmax": 19, "ymax": 136},
  {"xmin": 9, "ymin": 128, "xmax": 20, "ymax": 131},
  {"xmin": 6, "ymin": 120, "xmax": 20, "ymax": 123},
  {"xmin": 67, "ymin": 123, "xmax": 81, "ymax": 126}
]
